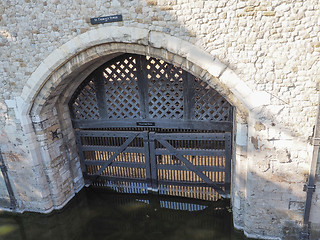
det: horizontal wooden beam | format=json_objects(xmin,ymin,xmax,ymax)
[{"xmin": 72, "ymin": 119, "xmax": 232, "ymax": 131}]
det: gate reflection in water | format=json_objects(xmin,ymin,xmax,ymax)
[{"xmin": 0, "ymin": 187, "xmax": 248, "ymax": 240}]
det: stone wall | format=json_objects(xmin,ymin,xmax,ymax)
[{"xmin": 1, "ymin": 0, "xmax": 320, "ymax": 239}]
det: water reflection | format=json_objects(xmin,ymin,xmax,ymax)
[{"xmin": 0, "ymin": 187, "xmax": 248, "ymax": 240}]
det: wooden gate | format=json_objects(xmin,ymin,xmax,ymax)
[
  {"xmin": 70, "ymin": 54, "xmax": 233, "ymax": 201},
  {"xmin": 76, "ymin": 130, "xmax": 231, "ymax": 200}
]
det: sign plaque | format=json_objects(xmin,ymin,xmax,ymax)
[
  {"xmin": 136, "ymin": 122, "xmax": 156, "ymax": 126},
  {"xmin": 90, "ymin": 14, "xmax": 123, "ymax": 25}
]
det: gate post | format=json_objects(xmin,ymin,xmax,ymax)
[
  {"xmin": 143, "ymin": 131, "xmax": 153, "ymax": 191},
  {"xmin": 75, "ymin": 131, "xmax": 91, "ymax": 186},
  {"xmin": 224, "ymin": 132, "xmax": 232, "ymax": 196},
  {"xmin": 148, "ymin": 132, "xmax": 158, "ymax": 192}
]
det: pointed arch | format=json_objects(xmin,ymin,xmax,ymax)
[{"xmin": 16, "ymin": 26, "xmax": 270, "ymax": 212}]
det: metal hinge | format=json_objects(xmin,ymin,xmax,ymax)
[
  {"xmin": 0, "ymin": 164, "xmax": 7, "ymax": 171},
  {"xmin": 303, "ymin": 184, "xmax": 316, "ymax": 192},
  {"xmin": 313, "ymin": 137, "xmax": 320, "ymax": 146}
]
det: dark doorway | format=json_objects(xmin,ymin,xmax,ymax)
[{"xmin": 69, "ymin": 54, "xmax": 233, "ymax": 201}]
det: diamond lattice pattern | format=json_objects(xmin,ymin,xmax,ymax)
[
  {"xmin": 194, "ymin": 79, "xmax": 232, "ymax": 121},
  {"xmin": 147, "ymin": 57, "xmax": 184, "ymax": 119},
  {"xmin": 72, "ymin": 79, "xmax": 100, "ymax": 120},
  {"xmin": 70, "ymin": 54, "xmax": 232, "ymax": 122},
  {"xmin": 103, "ymin": 56, "xmax": 141, "ymax": 119}
]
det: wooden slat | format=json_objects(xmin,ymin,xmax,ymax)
[
  {"xmin": 76, "ymin": 130, "xmax": 144, "ymax": 138},
  {"xmin": 157, "ymin": 164, "xmax": 225, "ymax": 171},
  {"xmin": 87, "ymin": 175, "xmax": 148, "ymax": 183},
  {"xmin": 94, "ymin": 133, "xmax": 139, "ymax": 176},
  {"xmin": 84, "ymin": 160, "xmax": 145, "ymax": 168},
  {"xmin": 155, "ymin": 138, "xmax": 224, "ymax": 191},
  {"xmin": 81, "ymin": 145, "xmax": 145, "ymax": 153},
  {"xmin": 154, "ymin": 132, "xmax": 227, "ymax": 141},
  {"xmin": 154, "ymin": 148, "xmax": 225, "ymax": 156}
]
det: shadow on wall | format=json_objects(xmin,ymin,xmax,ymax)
[{"xmin": 127, "ymin": 1, "xmax": 316, "ymax": 239}]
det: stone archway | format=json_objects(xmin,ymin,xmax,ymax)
[{"xmin": 17, "ymin": 26, "xmax": 270, "ymax": 220}]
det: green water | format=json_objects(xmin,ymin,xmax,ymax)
[{"xmin": 0, "ymin": 188, "xmax": 248, "ymax": 240}]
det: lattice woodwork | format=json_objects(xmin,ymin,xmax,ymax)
[
  {"xmin": 146, "ymin": 57, "xmax": 184, "ymax": 119},
  {"xmin": 70, "ymin": 54, "xmax": 233, "ymax": 123},
  {"xmin": 71, "ymin": 79, "xmax": 100, "ymax": 120},
  {"xmin": 194, "ymin": 79, "xmax": 232, "ymax": 121},
  {"xmin": 103, "ymin": 56, "xmax": 141, "ymax": 119}
]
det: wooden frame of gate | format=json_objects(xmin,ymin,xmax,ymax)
[
  {"xmin": 70, "ymin": 53, "xmax": 233, "ymax": 201},
  {"xmin": 149, "ymin": 132, "xmax": 231, "ymax": 198},
  {"xmin": 76, "ymin": 130, "xmax": 231, "ymax": 199}
]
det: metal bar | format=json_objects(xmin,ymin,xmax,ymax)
[
  {"xmin": 301, "ymin": 146, "xmax": 319, "ymax": 239},
  {"xmin": 0, "ymin": 150, "xmax": 17, "ymax": 210},
  {"xmin": 303, "ymin": 146, "xmax": 319, "ymax": 225},
  {"xmin": 94, "ymin": 133, "xmax": 139, "ymax": 176}
]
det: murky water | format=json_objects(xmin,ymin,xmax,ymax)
[{"xmin": 0, "ymin": 187, "xmax": 248, "ymax": 240}]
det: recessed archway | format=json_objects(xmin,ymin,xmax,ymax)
[
  {"xmin": 18, "ymin": 27, "xmax": 262, "ymax": 216},
  {"xmin": 69, "ymin": 53, "xmax": 234, "ymax": 201}
]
